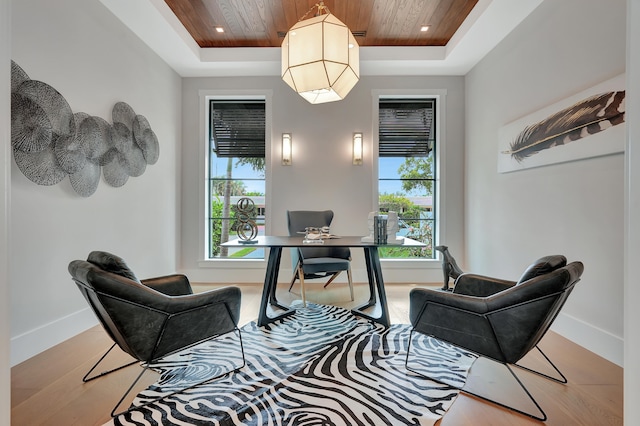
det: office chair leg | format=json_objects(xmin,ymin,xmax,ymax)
[
  {"xmin": 323, "ymin": 271, "xmax": 342, "ymax": 287},
  {"xmin": 298, "ymin": 266, "xmax": 307, "ymax": 307},
  {"xmin": 288, "ymin": 269, "xmax": 299, "ymax": 292},
  {"xmin": 83, "ymin": 343, "xmax": 138, "ymax": 382},
  {"xmin": 405, "ymin": 329, "xmax": 548, "ymax": 422},
  {"xmin": 289, "ymin": 259, "xmax": 303, "ymax": 292},
  {"xmin": 322, "ymin": 270, "xmax": 354, "ymax": 301},
  {"xmin": 111, "ymin": 327, "xmax": 246, "ymax": 417},
  {"xmin": 324, "ymin": 268, "xmax": 353, "ymax": 302}
]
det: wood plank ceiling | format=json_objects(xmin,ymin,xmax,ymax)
[{"xmin": 164, "ymin": 0, "xmax": 479, "ymax": 48}]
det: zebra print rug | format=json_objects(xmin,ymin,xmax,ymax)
[{"xmin": 106, "ymin": 303, "xmax": 477, "ymax": 426}]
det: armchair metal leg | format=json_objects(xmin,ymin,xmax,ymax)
[
  {"xmin": 111, "ymin": 327, "xmax": 246, "ymax": 418},
  {"xmin": 405, "ymin": 329, "xmax": 548, "ymax": 422},
  {"xmin": 515, "ymin": 345, "xmax": 567, "ymax": 384},
  {"xmin": 83, "ymin": 343, "xmax": 138, "ymax": 383}
]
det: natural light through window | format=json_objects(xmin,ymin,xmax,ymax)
[
  {"xmin": 208, "ymin": 99, "xmax": 266, "ymax": 259},
  {"xmin": 378, "ymin": 98, "xmax": 437, "ymax": 259}
]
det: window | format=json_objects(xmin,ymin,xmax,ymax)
[
  {"xmin": 208, "ymin": 99, "xmax": 266, "ymax": 259},
  {"xmin": 378, "ymin": 98, "xmax": 436, "ymax": 259}
]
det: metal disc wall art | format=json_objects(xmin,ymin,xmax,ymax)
[
  {"xmin": 73, "ymin": 113, "xmax": 101, "ymax": 161},
  {"xmin": 70, "ymin": 161, "xmax": 101, "ymax": 197},
  {"xmin": 133, "ymin": 114, "xmax": 159, "ymax": 165},
  {"xmin": 11, "ymin": 93, "xmax": 53, "ymax": 153},
  {"xmin": 9, "ymin": 60, "xmax": 161, "ymax": 197},
  {"xmin": 54, "ymin": 133, "xmax": 86, "ymax": 174},
  {"xmin": 92, "ymin": 115, "xmax": 117, "ymax": 166},
  {"xmin": 13, "ymin": 146, "xmax": 68, "ymax": 186},
  {"xmin": 66, "ymin": 112, "xmax": 102, "ymax": 197},
  {"xmin": 104, "ymin": 122, "xmax": 133, "ymax": 186},
  {"xmin": 112, "ymin": 101, "xmax": 137, "ymax": 129},
  {"xmin": 126, "ymin": 146, "xmax": 147, "ymax": 178},
  {"xmin": 103, "ymin": 152, "xmax": 130, "ymax": 188},
  {"xmin": 11, "ymin": 61, "xmax": 30, "ymax": 93},
  {"xmin": 17, "ymin": 80, "xmax": 75, "ymax": 139}
]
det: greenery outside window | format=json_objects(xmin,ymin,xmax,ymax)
[
  {"xmin": 208, "ymin": 100, "xmax": 266, "ymax": 259},
  {"xmin": 378, "ymin": 98, "xmax": 436, "ymax": 259}
]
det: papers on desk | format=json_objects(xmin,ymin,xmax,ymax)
[
  {"xmin": 304, "ymin": 233, "xmax": 340, "ymax": 240},
  {"xmin": 303, "ymin": 238, "xmax": 324, "ymax": 244},
  {"xmin": 298, "ymin": 232, "xmax": 340, "ymax": 243}
]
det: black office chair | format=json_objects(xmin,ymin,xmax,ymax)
[
  {"xmin": 405, "ymin": 255, "xmax": 584, "ymax": 421},
  {"xmin": 68, "ymin": 251, "xmax": 245, "ymax": 417},
  {"xmin": 287, "ymin": 210, "xmax": 354, "ymax": 306}
]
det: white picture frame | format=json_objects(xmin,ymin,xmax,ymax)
[{"xmin": 498, "ymin": 74, "xmax": 625, "ymax": 173}]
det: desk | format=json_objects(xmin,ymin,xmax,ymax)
[{"xmin": 222, "ymin": 236, "xmax": 425, "ymax": 327}]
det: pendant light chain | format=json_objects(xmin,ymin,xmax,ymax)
[{"xmin": 298, "ymin": 1, "xmax": 330, "ymax": 22}]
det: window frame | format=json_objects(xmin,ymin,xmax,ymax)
[
  {"xmin": 198, "ymin": 90, "xmax": 273, "ymax": 268},
  {"xmin": 372, "ymin": 89, "xmax": 446, "ymax": 267}
]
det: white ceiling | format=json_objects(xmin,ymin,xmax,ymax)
[{"xmin": 99, "ymin": 0, "xmax": 544, "ymax": 78}]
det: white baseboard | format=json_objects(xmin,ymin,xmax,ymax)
[
  {"xmin": 551, "ymin": 311, "xmax": 623, "ymax": 367},
  {"xmin": 183, "ymin": 264, "xmax": 444, "ymax": 286},
  {"xmin": 10, "ymin": 307, "xmax": 98, "ymax": 367},
  {"xmin": 11, "ymin": 292, "xmax": 622, "ymax": 369}
]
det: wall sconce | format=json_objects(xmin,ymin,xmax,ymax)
[
  {"xmin": 282, "ymin": 133, "xmax": 292, "ymax": 165},
  {"xmin": 353, "ymin": 132, "xmax": 363, "ymax": 165}
]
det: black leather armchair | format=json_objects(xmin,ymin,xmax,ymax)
[
  {"xmin": 406, "ymin": 255, "xmax": 584, "ymax": 421},
  {"xmin": 68, "ymin": 251, "xmax": 245, "ymax": 417}
]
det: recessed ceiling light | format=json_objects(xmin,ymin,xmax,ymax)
[
  {"xmin": 420, "ymin": 26, "xmax": 430, "ymax": 32},
  {"xmin": 215, "ymin": 27, "xmax": 224, "ymax": 33}
]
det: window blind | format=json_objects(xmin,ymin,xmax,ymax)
[
  {"xmin": 379, "ymin": 99, "xmax": 435, "ymax": 157},
  {"xmin": 210, "ymin": 100, "xmax": 265, "ymax": 158}
]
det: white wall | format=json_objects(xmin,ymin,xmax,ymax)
[
  {"xmin": 1, "ymin": 0, "xmax": 11, "ymax": 421},
  {"xmin": 10, "ymin": 0, "xmax": 182, "ymax": 365},
  {"xmin": 465, "ymin": 0, "xmax": 626, "ymax": 365},
  {"xmin": 625, "ymin": 0, "xmax": 640, "ymax": 420},
  {"xmin": 179, "ymin": 76, "xmax": 466, "ymax": 284}
]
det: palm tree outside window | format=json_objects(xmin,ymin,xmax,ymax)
[{"xmin": 208, "ymin": 100, "xmax": 266, "ymax": 259}]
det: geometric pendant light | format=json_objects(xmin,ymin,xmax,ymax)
[{"xmin": 281, "ymin": 1, "xmax": 359, "ymax": 104}]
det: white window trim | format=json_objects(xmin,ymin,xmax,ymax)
[
  {"xmin": 372, "ymin": 89, "xmax": 447, "ymax": 267},
  {"xmin": 197, "ymin": 89, "xmax": 273, "ymax": 268}
]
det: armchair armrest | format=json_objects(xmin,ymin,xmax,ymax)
[
  {"xmin": 142, "ymin": 274, "xmax": 193, "ymax": 296},
  {"xmin": 150, "ymin": 286, "xmax": 243, "ymax": 360},
  {"xmin": 166, "ymin": 286, "xmax": 242, "ymax": 324},
  {"xmin": 409, "ymin": 288, "xmax": 499, "ymax": 354},
  {"xmin": 409, "ymin": 287, "xmax": 489, "ymax": 325},
  {"xmin": 453, "ymin": 273, "xmax": 516, "ymax": 297}
]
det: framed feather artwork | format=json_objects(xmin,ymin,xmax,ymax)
[{"xmin": 498, "ymin": 74, "xmax": 625, "ymax": 173}]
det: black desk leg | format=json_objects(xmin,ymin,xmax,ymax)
[
  {"xmin": 267, "ymin": 247, "xmax": 283, "ymax": 305},
  {"xmin": 257, "ymin": 246, "xmax": 295, "ymax": 327},
  {"xmin": 351, "ymin": 247, "xmax": 390, "ymax": 327}
]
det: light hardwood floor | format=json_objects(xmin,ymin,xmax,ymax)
[{"xmin": 11, "ymin": 281, "xmax": 623, "ymax": 425}]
